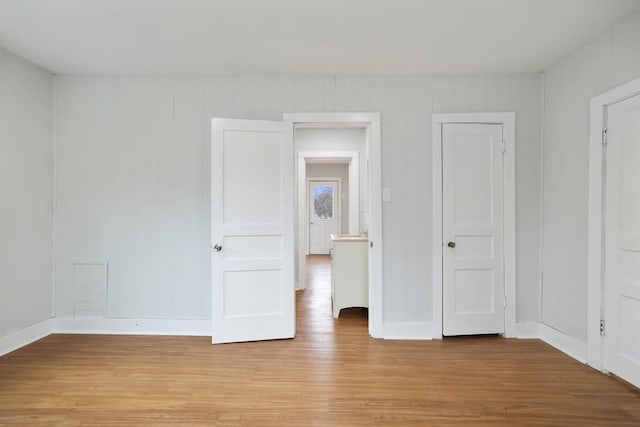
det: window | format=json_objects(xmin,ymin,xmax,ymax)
[{"xmin": 313, "ymin": 186, "xmax": 334, "ymax": 220}]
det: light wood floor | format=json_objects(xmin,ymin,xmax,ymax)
[{"xmin": 1, "ymin": 255, "xmax": 639, "ymax": 426}]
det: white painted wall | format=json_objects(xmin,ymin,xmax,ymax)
[
  {"xmin": 542, "ymin": 12, "xmax": 640, "ymax": 341},
  {"xmin": 0, "ymin": 48, "xmax": 53, "ymax": 338},
  {"xmin": 5, "ymin": 10, "xmax": 639, "ymax": 343},
  {"xmin": 306, "ymin": 163, "xmax": 349, "ymax": 233},
  {"xmin": 53, "ymin": 73, "xmax": 543, "ymax": 327}
]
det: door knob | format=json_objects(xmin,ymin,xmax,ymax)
[
  {"xmin": 213, "ymin": 244, "xmax": 222, "ymax": 252},
  {"xmin": 447, "ymin": 241, "xmax": 456, "ymax": 248}
]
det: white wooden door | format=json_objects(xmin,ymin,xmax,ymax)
[
  {"xmin": 308, "ymin": 180, "xmax": 339, "ymax": 254},
  {"xmin": 442, "ymin": 123, "xmax": 505, "ymax": 336},
  {"xmin": 211, "ymin": 118, "xmax": 294, "ymax": 344},
  {"xmin": 604, "ymin": 94, "xmax": 640, "ymax": 388}
]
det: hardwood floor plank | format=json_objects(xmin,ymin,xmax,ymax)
[{"xmin": 1, "ymin": 255, "xmax": 638, "ymax": 425}]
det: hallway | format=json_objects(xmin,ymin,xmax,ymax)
[{"xmin": 296, "ymin": 255, "xmax": 368, "ymax": 338}]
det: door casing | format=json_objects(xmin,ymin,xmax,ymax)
[
  {"xmin": 432, "ymin": 112, "xmax": 517, "ymax": 339},
  {"xmin": 588, "ymin": 76, "xmax": 640, "ymax": 372},
  {"xmin": 284, "ymin": 112, "xmax": 383, "ymax": 339}
]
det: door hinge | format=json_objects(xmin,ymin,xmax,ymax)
[
  {"xmin": 602, "ymin": 128, "xmax": 608, "ymax": 147},
  {"xmin": 504, "ymin": 295, "xmax": 507, "ymax": 308},
  {"xmin": 501, "ymin": 140, "xmax": 506, "ymax": 153},
  {"xmin": 600, "ymin": 319, "xmax": 605, "ymax": 336}
]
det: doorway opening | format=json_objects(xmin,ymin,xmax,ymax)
[
  {"xmin": 210, "ymin": 114, "xmax": 381, "ymax": 344},
  {"xmin": 284, "ymin": 113, "xmax": 382, "ymax": 338}
]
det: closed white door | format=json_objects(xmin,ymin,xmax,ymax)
[
  {"xmin": 308, "ymin": 180, "xmax": 339, "ymax": 254},
  {"xmin": 442, "ymin": 123, "xmax": 505, "ymax": 336},
  {"xmin": 604, "ymin": 94, "xmax": 640, "ymax": 388},
  {"xmin": 211, "ymin": 118, "xmax": 294, "ymax": 344}
]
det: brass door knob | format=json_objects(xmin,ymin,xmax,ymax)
[{"xmin": 447, "ymin": 241, "xmax": 456, "ymax": 248}]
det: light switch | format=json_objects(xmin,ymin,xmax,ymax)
[{"xmin": 382, "ymin": 188, "xmax": 392, "ymax": 202}]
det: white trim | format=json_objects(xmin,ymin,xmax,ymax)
[
  {"xmin": 503, "ymin": 115, "xmax": 517, "ymax": 338},
  {"xmin": 382, "ymin": 322, "xmax": 433, "ymax": 340},
  {"xmin": 51, "ymin": 77, "xmax": 58, "ymax": 318},
  {"xmin": 0, "ymin": 317, "xmax": 214, "ymax": 357},
  {"xmin": 588, "ymin": 76, "xmax": 640, "ymax": 371},
  {"xmin": 285, "ymin": 112, "xmax": 383, "ymax": 339},
  {"xmin": 540, "ymin": 323, "xmax": 587, "ymax": 363},
  {"xmin": 0, "ymin": 319, "xmax": 54, "ymax": 356},
  {"xmin": 53, "ymin": 318, "xmax": 211, "ymax": 336},
  {"xmin": 516, "ymin": 321, "xmax": 541, "ymax": 339},
  {"xmin": 431, "ymin": 112, "xmax": 517, "ymax": 339},
  {"xmin": 538, "ymin": 73, "xmax": 546, "ymax": 326},
  {"xmin": 432, "ymin": 121, "xmax": 443, "ymax": 339},
  {"xmin": 284, "ymin": 112, "xmax": 379, "ymax": 125},
  {"xmin": 368, "ymin": 120, "xmax": 383, "ymax": 339}
]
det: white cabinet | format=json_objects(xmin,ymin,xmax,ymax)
[{"xmin": 330, "ymin": 234, "xmax": 368, "ymax": 318}]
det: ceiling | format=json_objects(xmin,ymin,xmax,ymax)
[{"xmin": 0, "ymin": 0, "xmax": 639, "ymax": 76}]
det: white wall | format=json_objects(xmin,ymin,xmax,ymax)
[
  {"xmin": 54, "ymin": 73, "xmax": 543, "ymax": 327},
  {"xmin": 542, "ymin": 12, "xmax": 640, "ymax": 341},
  {"xmin": 0, "ymin": 48, "xmax": 53, "ymax": 338},
  {"xmin": 306, "ymin": 163, "xmax": 350, "ymax": 233}
]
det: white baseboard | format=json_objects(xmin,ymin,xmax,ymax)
[
  {"xmin": 382, "ymin": 322, "xmax": 433, "ymax": 340},
  {"xmin": 516, "ymin": 321, "xmax": 541, "ymax": 339},
  {"xmin": 0, "ymin": 317, "xmax": 212, "ymax": 357},
  {"xmin": 2, "ymin": 318, "xmax": 588, "ymax": 366},
  {"xmin": 540, "ymin": 323, "xmax": 587, "ymax": 363},
  {"xmin": 382, "ymin": 321, "xmax": 542, "ymax": 341},
  {"xmin": 53, "ymin": 317, "xmax": 211, "ymax": 336},
  {"xmin": 0, "ymin": 318, "xmax": 54, "ymax": 357}
]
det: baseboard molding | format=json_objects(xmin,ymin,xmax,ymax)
[
  {"xmin": 383, "ymin": 321, "xmax": 542, "ymax": 341},
  {"xmin": 0, "ymin": 317, "xmax": 213, "ymax": 357},
  {"xmin": 516, "ymin": 321, "xmax": 541, "ymax": 339},
  {"xmin": 0, "ymin": 318, "xmax": 54, "ymax": 357},
  {"xmin": 382, "ymin": 322, "xmax": 433, "ymax": 340},
  {"xmin": 53, "ymin": 317, "xmax": 211, "ymax": 336},
  {"xmin": 2, "ymin": 318, "xmax": 588, "ymax": 365},
  {"xmin": 540, "ymin": 323, "xmax": 587, "ymax": 363}
]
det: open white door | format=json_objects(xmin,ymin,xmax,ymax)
[
  {"xmin": 604, "ymin": 94, "xmax": 640, "ymax": 388},
  {"xmin": 442, "ymin": 123, "xmax": 505, "ymax": 336},
  {"xmin": 211, "ymin": 118, "xmax": 294, "ymax": 344}
]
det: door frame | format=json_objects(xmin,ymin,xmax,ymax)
[
  {"xmin": 284, "ymin": 112, "xmax": 383, "ymax": 339},
  {"xmin": 307, "ymin": 177, "xmax": 342, "ymax": 254},
  {"xmin": 431, "ymin": 112, "xmax": 516, "ymax": 339},
  {"xmin": 587, "ymin": 76, "xmax": 640, "ymax": 371},
  {"xmin": 300, "ymin": 155, "xmax": 358, "ymax": 259}
]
